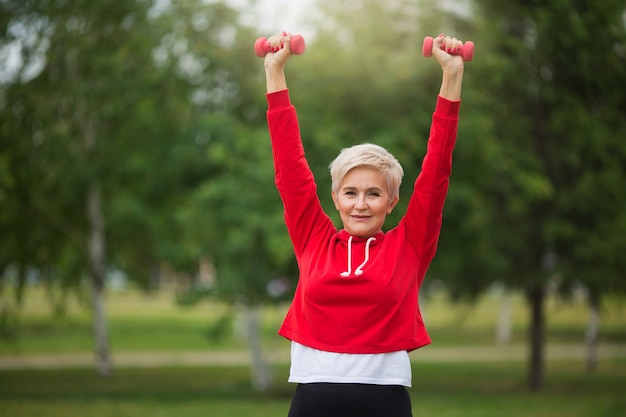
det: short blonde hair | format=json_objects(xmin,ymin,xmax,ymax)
[{"xmin": 329, "ymin": 143, "xmax": 404, "ymax": 200}]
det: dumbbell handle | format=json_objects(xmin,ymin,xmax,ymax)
[
  {"xmin": 422, "ymin": 36, "xmax": 474, "ymax": 62},
  {"xmin": 254, "ymin": 35, "xmax": 306, "ymax": 57}
]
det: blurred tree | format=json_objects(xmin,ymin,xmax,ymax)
[
  {"xmin": 1, "ymin": 0, "xmax": 159, "ymax": 376},
  {"xmin": 0, "ymin": 0, "xmax": 262, "ymax": 376},
  {"xmin": 180, "ymin": 116, "xmax": 296, "ymax": 390},
  {"xmin": 466, "ymin": 0, "xmax": 626, "ymax": 389},
  {"xmin": 153, "ymin": 2, "xmax": 289, "ymax": 391}
]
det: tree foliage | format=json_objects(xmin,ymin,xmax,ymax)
[{"xmin": 461, "ymin": 0, "xmax": 626, "ymax": 388}]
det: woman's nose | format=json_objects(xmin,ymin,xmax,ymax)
[{"xmin": 355, "ymin": 195, "xmax": 368, "ymax": 209}]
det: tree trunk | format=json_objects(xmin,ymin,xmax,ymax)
[
  {"xmin": 585, "ymin": 291, "xmax": 600, "ymax": 372},
  {"xmin": 527, "ymin": 286, "xmax": 545, "ymax": 391},
  {"xmin": 496, "ymin": 287, "xmax": 512, "ymax": 345},
  {"xmin": 87, "ymin": 183, "xmax": 111, "ymax": 377},
  {"xmin": 241, "ymin": 303, "xmax": 272, "ymax": 391}
]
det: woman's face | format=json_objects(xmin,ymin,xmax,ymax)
[{"xmin": 332, "ymin": 167, "xmax": 399, "ymax": 238}]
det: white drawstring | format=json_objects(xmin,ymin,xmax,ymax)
[
  {"xmin": 340, "ymin": 236, "xmax": 353, "ymax": 277},
  {"xmin": 355, "ymin": 237, "xmax": 376, "ymax": 276},
  {"xmin": 340, "ymin": 236, "xmax": 376, "ymax": 277}
]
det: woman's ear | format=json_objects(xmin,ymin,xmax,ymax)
[
  {"xmin": 331, "ymin": 191, "xmax": 339, "ymax": 210},
  {"xmin": 387, "ymin": 196, "xmax": 400, "ymax": 214}
]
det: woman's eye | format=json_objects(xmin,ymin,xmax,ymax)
[{"xmin": 369, "ymin": 192, "xmax": 381, "ymax": 197}]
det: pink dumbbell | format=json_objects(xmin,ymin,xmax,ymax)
[
  {"xmin": 422, "ymin": 36, "xmax": 474, "ymax": 62},
  {"xmin": 254, "ymin": 35, "xmax": 306, "ymax": 57}
]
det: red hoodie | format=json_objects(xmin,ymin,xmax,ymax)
[{"xmin": 267, "ymin": 89, "xmax": 459, "ymax": 354}]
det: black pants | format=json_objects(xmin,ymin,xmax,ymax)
[{"xmin": 287, "ymin": 383, "xmax": 413, "ymax": 417}]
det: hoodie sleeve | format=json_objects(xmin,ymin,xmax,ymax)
[
  {"xmin": 266, "ymin": 90, "xmax": 334, "ymax": 257},
  {"xmin": 402, "ymin": 96, "xmax": 460, "ymax": 283}
]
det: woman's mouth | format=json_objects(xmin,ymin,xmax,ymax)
[{"xmin": 351, "ymin": 215, "xmax": 370, "ymax": 221}]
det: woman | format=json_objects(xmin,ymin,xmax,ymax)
[{"xmin": 263, "ymin": 32, "xmax": 465, "ymax": 417}]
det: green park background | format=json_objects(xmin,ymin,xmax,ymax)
[{"xmin": 1, "ymin": 0, "xmax": 625, "ymax": 416}]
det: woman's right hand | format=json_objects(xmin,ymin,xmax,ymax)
[
  {"xmin": 264, "ymin": 32, "xmax": 293, "ymax": 71},
  {"xmin": 264, "ymin": 32, "xmax": 292, "ymax": 93},
  {"xmin": 432, "ymin": 33, "xmax": 465, "ymax": 101},
  {"xmin": 432, "ymin": 34, "xmax": 465, "ymax": 75}
]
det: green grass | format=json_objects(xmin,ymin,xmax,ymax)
[
  {"xmin": 1, "ymin": 289, "xmax": 247, "ymax": 354},
  {"xmin": 2, "ymin": 287, "xmax": 624, "ymax": 355},
  {"xmin": 1, "ymin": 360, "xmax": 625, "ymax": 417},
  {"xmin": 1, "ymin": 288, "xmax": 625, "ymax": 416}
]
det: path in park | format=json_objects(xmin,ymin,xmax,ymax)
[{"xmin": 1, "ymin": 344, "xmax": 625, "ymax": 370}]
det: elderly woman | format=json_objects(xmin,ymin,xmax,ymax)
[{"xmin": 262, "ymin": 32, "xmax": 466, "ymax": 417}]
